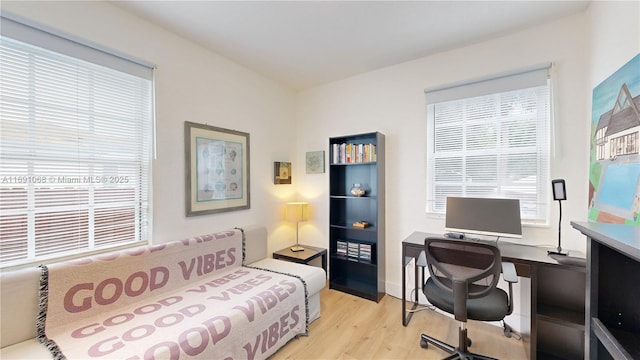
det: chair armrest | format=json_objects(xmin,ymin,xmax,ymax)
[{"xmin": 502, "ymin": 261, "xmax": 518, "ymax": 283}]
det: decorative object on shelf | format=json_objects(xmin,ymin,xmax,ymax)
[
  {"xmin": 286, "ymin": 202, "xmax": 309, "ymax": 252},
  {"xmin": 185, "ymin": 121, "xmax": 250, "ymax": 216},
  {"xmin": 549, "ymin": 179, "xmax": 568, "ymax": 256},
  {"xmin": 350, "ymin": 183, "xmax": 366, "ymax": 197},
  {"xmin": 274, "ymin": 162, "xmax": 292, "ymax": 184},
  {"xmin": 306, "ymin": 151, "xmax": 325, "ymax": 174},
  {"xmin": 352, "ymin": 221, "xmax": 369, "ymax": 229}
]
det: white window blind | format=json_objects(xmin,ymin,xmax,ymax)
[
  {"xmin": 425, "ymin": 64, "xmax": 551, "ymax": 224},
  {"xmin": 0, "ymin": 17, "xmax": 154, "ymax": 267}
]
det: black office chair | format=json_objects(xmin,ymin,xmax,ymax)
[{"xmin": 418, "ymin": 237, "xmax": 518, "ymax": 360}]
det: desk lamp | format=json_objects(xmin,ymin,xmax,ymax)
[
  {"xmin": 286, "ymin": 202, "xmax": 309, "ymax": 252},
  {"xmin": 549, "ymin": 179, "xmax": 567, "ymax": 256}
]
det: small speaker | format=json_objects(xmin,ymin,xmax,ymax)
[{"xmin": 552, "ymin": 179, "xmax": 566, "ymax": 201}]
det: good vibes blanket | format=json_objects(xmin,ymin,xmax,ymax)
[{"xmin": 37, "ymin": 229, "xmax": 308, "ymax": 360}]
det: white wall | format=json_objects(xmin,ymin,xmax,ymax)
[
  {"xmin": 295, "ymin": 13, "xmax": 591, "ymax": 299},
  {"xmin": 0, "ymin": 1, "xmax": 300, "ymax": 251},
  {"xmin": 587, "ymin": 2, "xmax": 640, "ymax": 104}
]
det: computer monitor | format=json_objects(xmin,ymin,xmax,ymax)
[{"xmin": 445, "ymin": 196, "xmax": 522, "ymax": 239}]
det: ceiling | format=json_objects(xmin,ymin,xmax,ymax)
[{"xmin": 113, "ymin": 1, "xmax": 590, "ymax": 90}]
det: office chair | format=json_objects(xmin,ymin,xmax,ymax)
[{"xmin": 417, "ymin": 237, "xmax": 518, "ymax": 360}]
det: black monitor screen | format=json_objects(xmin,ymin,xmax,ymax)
[{"xmin": 445, "ymin": 197, "xmax": 522, "ymax": 239}]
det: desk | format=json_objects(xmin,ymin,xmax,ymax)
[{"xmin": 402, "ymin": 232, "xmax": 586, "ymax": 360}]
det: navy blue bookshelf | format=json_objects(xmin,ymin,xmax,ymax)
[{"xmin": 329, "ymin": 132, "xmax": 385, "ymax": 302}]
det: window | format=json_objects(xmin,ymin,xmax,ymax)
[
  {"xmin": 0, "ymin": 17, "xmax": 154, "ymax": 268},
  {"xmin": 425, "ymin": 64, "xmax": 551, "ymax": 224},
  {"xmin": 611, "ymin": 132, "xmax": 639, "ymax": 158},
  {"xmin": 596, "ymin": 126, "xmax": 607, "ymax": 160}
]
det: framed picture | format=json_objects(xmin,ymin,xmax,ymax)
[
  {"xmin": 274, "ymin": 161, "xmax": 292, "ymax": 184},
  {"xmin": 185, "ymin": 121, "xmax": 250, "ymax": 216},
  {"xmin": 306, "ymin": 150, "xmax": 325, "ymax": 174}
]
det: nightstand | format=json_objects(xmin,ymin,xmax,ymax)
[{"xmin": 273, "ymin": 245, "xmax": 327, "ymax": 275}]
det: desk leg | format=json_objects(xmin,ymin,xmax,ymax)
[
  {"xmin": 402, "ymin": 256, "xmax": 409, "ymax": 326},
  {"xmin": 412, "ymin": 262, "xmax": 422, "ymax": 318},
  {"xmin": 402, "ymin": 256, "xmax": 420, "ymax": 326},
  {"xmin": 415, "ymin": 263, "xmax": 420, "ymax": 304}
]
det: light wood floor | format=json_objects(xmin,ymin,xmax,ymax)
[{"xmin": 271, "ymin": 287, "xmax": 527, "ymax": 360}]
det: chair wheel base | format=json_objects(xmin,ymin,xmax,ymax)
[
  {"xmin": 419, "ymin": 333, "xmax": 497, "ymax": 360},
  {"xmin": 503, "ymin": 322, "xmax": 513, "ymax": 338}
]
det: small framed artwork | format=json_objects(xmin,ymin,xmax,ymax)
[
  {"xmin": 185, "ymin": 121, "xmax": 250, "ymax": 216},
  {"xmin": 306, "ymin": 151, "xmax": 325, "ymax": 174},
  {"xmin": 274, "ymin": 161, "xmax": 292, "ymax": 184}
]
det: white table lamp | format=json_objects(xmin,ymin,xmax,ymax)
[{"xmin": 286, "ymin": 202, "xmax": 309, "ymax": 252}]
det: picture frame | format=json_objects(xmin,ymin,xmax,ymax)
[
  {"xmin": 185, "ymin": 121, "xmax": 250, "ymax": 216},
  {"xmin": 274, "ymin": 161, "xmax": 292, "ymax": 184},
  {"xmin": 306, "ymin": 150, "xmax": 325, "ymax": 174}
]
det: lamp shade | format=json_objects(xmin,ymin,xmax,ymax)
[{"xmin": 286, "ymin": 202, "xmax": 309, "ymax": 222}]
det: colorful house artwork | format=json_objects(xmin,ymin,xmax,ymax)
[{"xmin": 589, "ymin": 54, "xmax": 640, "ymax": 224}]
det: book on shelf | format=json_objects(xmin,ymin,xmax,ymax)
[{"xmin": 331, "ymin": 143, "xmax": 376, "ymax": 164}]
